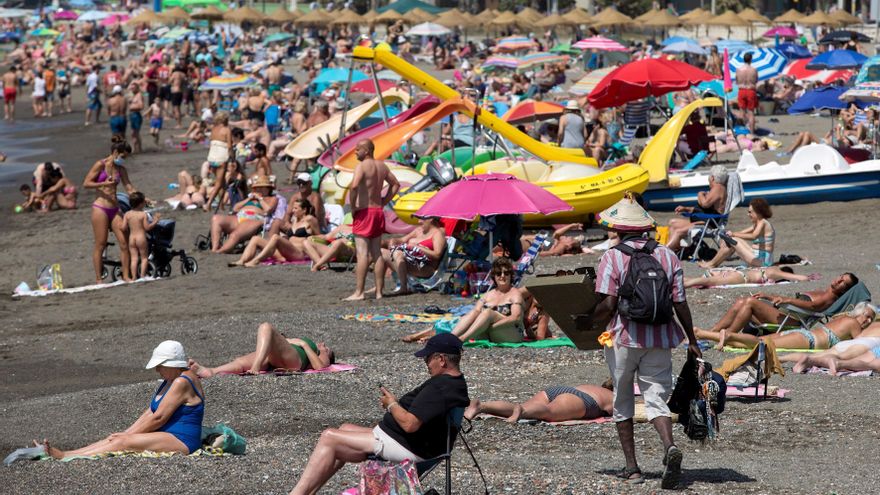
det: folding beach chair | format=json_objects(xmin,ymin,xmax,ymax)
[
  {"xmin": 415, "ymin": 407, "xmax": 490, "ymax": 495},
  {"xmin": 755, "ymin": 282, "xmax": 872, "ymax": 335},
  {"xmin": 679, "ymin": 172, "xmax": 744, "ymax": 262},
  {"xmin": 398, "ymin": 237, "xmax": 457, "ymax": 293},
  {"xmin": 623, "ymin": 98, "xmax": 652, "ymax": 139}
]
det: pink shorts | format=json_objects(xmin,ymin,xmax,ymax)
[{"xmin": 352, "ymin": 207, "xmax": 385, "ymax": 239}]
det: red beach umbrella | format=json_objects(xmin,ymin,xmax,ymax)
[
  {"xmin": 502, "ymin": 100, "xmax": 565, "ymax": 123},
  {"xmin": 350, "ymin": 79, "xmax": 396, "ymax": 94},
  {"xmin": 588, "ymin": 58, "xmax": 715, "ymax": 108}
]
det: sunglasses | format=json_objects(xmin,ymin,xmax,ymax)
[{"xmin": 493, "ymin": 270, "xmax": 512, "ymax": 276}]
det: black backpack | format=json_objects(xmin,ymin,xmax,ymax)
[{"xmin": 613, "ymin": 239, "xmax": 674, "ymax": 324}]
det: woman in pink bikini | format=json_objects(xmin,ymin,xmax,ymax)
[
  {"xmin": 381, "ymin": 216, "xmax": 446, "ymax": 295},
  {"xmin": 83, "ymin": 139, "xmax": 136, "ymax": 283}
]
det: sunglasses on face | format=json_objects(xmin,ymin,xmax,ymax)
[{"xmin": 494, "ymin": 270, "xmax": 512, "ymax": 276}]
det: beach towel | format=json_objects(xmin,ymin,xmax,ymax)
[
  {"xmin": 721, "ymin": 346, "xmax": 822, "ymax": 353},
  {"xmin": 725, "ymin": 385, "xmax": 788, "ymax": 398},
  {"xmin": 12, "ymin": 277, "xmax": 159, "ymax": 297},
  {"xmin": 717, "ymin": 339, "xmax": 785, "ymax": 380},
  {"xmin": 692, "ymin": 281, "xmax": 793, "ymax": 290},
  {"xmin": 45, "ymin": 446, "xmax": 232, "ymax": 462},
  {"xmin": 806, "ymin": 367, "xmax": 874, "ymax": 377},
  {"xmin": 476, "ymin": 413, "xmax": 613, "ymax": 426},
  {"xmin": 218, "ymin": 363, "xmax": 358, "ymax": 376},
  {"xmin": 463, "ymin": 337, "xmax": 575, "ymax": 349},
  {"xmin": 343, "ymin": 305, "xmax": 474, "ymax": 324}
]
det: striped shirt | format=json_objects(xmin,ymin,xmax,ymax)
[{"xmin": 595, "ymin": 239, "xmax": 686, "ymax": 349}]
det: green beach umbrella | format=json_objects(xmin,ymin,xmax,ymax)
[
  {"xmin": 550, "ymin": 43, "xmax": 580, "ymax": 56},
  {"xmin": 263, "ymin": 32, "xmax": 294, "ymax": 44}
]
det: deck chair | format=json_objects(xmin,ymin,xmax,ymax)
[
  {"xmin": 397, "ymin": 237, "xmax": 457, "ymax": 293},
  {"xmin": 755, "ymin": 282, "xmax": 872, "ymax": 335},
  {"xmin": 474, "ymin": 232, "xmax": 550, "ymax": 291},
  {"xmin": 680, "ymin": 171, "xmax": 744, "ymax": 262},
  {"xmin": 623, "ymin": 98, "xmax": 652, "ymax": 139},
  {"xmin": 415, "ymin": 407, "xmax": 490, "ymax": 495}
]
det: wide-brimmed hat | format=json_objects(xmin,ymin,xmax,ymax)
[
  {"xmin": 251, "ymin": 175, "xmax": 275, "ymax": 189},
  {"xmin": 598, "ymin": 194, "xmax": 656, "ymax": 232},
  {"xmin": 565, "ymin": 100, "xmax": 580, "ymax": 111},
  {"xmin": 145, "ymin": 340, "xmax": 188, "ymax": 369}
]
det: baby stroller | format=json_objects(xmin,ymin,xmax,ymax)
[{"xmin": 148, "ymin": 219, "xmax": 198, "ymax": 278}]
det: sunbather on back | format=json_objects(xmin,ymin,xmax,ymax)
[
  {"xmin": 697, "ymin": 302, "xmax": 875, "ymax": 350},
  {"xmin": 189, "ymin": 322, "xmax": 334, "ymax": 377},
  {"xmin": 695, "ymin": 273, "xmax": 860, "ymax": 335},
  {"xmin": 464, "ymin": 381, "xmax": 613, "ymax": 423},
  {"xmin": 783, "ymin": 322, "xmax": 880, "ymax": 374},
  {"xmin": 684, "ymin": 266, "xmax": 817, "ymax": 289}
]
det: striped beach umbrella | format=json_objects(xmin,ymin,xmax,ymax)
[
  {"xmin": 729, "ymin": 48, "xmax": 786, "ymax": 81},
  {"xmin": 482, "ymin": 55, "xmax": 520, "ymax": 71},
  {"xmin": 495, "ymin": 36, "xmax": 538, "ymax": 52},
  {"xmin": 569, "ymin": 67, "xmax": 614, "ymax": 96},
  {"xmin": 199, "ymin": 73, "xmax": 260, "ymax": 91},
  {"xmin": 783, "ymin": 59, "xmax": 853, "ymax": 84},
  {"xmin": 516, "ymin": 52, "xmax": 569, "ymax": 71},
  {"xmin": 573, "ymin": 36, "xmax": 627, "ymax": 52},
  {"xmin": 714, "ymin": 39, "xmax": 754, "ymax": 53}
]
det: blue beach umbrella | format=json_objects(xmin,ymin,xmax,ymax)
[
  {"xmin": 311, "ymin": 68, "xmax": 368, "ymax": 92},
  {"xmin": 729, "ymin": 48, "xmax": 787, "ymax": 81},
  {"xmin": 662, "ymin": 41, "xmax": 707, "ymax": 55},
  {"xmin": 855, "ymin": 55, "xmax": 880, "ymax": 84},
  {"xmin": 806, "ymin": 49, "xmax": 868, "ymax": 70},
  {"xmin": 775, "ymin": 43, "xmax": 811, "ymax": 60},
  {"xmin": 715, "ymin": 40, "xmax": 754, "ymax": 53},
  {"xmin": 661, "ymin": 35, "xmax": 697, "ymax": 47},
  {"xmin": 695, "ymin": 79, "xmax": 739, "ymax": 101},
  {"xmin": 788, "ymin": 86, "xmax": 852, "ymax": 114}
]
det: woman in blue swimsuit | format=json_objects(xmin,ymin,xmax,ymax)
[{"xmin": 37, "ymin": 341, "xmax": 205, "ymax": 459}]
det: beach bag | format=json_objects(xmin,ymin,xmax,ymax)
[
  {"xmin": 358, "ymin": 459, "xmax": 423, "ymax": 495},
  {"xmin": 613, "ymin": 240, "xmax": 673, "ymax": 324},
  {"xmin": 200, "ymin": 423, "xmax": 247, "ymax": 454},
  {"xmin": 36, "ymin": 264, "xmax": 63, "ymax": 290}
]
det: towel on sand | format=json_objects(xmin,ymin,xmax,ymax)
[
  {"xmin": 47, "ymin": 446, "xmax": 231, "ymax": 462},
  {"xmin": 807, "ymin": 367, "xmax": 874, "ymax": 377},
  {"xmin": 476, "ymin": 413, "xmax": 612, "ymax": 426},
  {"xmin": 717, "ymin": 339, "xmax": 785, "ymax": 380},
  {"xmin": 692, "ymin": 281, "xmax": 793, "ymax": 289},
  {"xmin": 218, "ymin": 363, "xmax": 358, "ymax": 376},
  {"xmin": 12, "ymin": 277, "xmax": 159, "ymax": 297},
  {"xmin": 343, "ymin": 305, "xmax": 474, "ymax": 324},
  {"xmin": 463, "ymin": 338, "xmax": 575, "ymax": 349}
]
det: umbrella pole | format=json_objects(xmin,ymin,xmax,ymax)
[
  {"xmin": 449, "ymin": 114, "xmax": 457, "ymax": 171},
  {"xmin": 370, "ymin": 62, "xmax": 390, "ymax": 127}
]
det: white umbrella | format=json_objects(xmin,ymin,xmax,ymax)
[
  {"xmin": 406, "ymin": 22, "xmax": 452, "ymax": 37},
  {"xmin": 0, "ymin": 8, "xmax": 31, "ymax": 18},
  {"xmin": 77, "ymin": 11, "xmax": 111, "ymax": 22}
]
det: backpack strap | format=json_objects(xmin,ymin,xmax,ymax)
[
  {"xmin": 642, "ymin": 239, "xmax": 659, "ymax": 253},
  {"xmin": 613, "ymin": 242, "xmax": 635, "ymax": 256}
]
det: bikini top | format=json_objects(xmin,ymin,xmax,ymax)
[
  {"xmin": 96, "ymin": 165, "xmax": 119, "ymax": 184},
  {"xmin": 750, "ymin": 221, "xmax": 775, "ymax": 246},
  {"xmin": 417, "ymin": 237, "xmax": 434, "ymax": 250},
  {"xmin": 291, "ymin": 227, "xmax": 309, "ymax": 238}
]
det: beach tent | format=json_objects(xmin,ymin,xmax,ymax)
[{"xmin": 377, "ymin": 0, "xmax": 446, "ymax": 15}]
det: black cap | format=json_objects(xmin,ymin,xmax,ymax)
[{"xmin": 414, "ymin": 333, "xmax": 462, "ymax": 357}]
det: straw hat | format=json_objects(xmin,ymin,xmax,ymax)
[
  {"xmin": 598, "ymin": 194, "xmax": 656, "ymax": 232},
  {"xmin": 565, "ymin": 100, "xmax": 580, "ymax": 111},
  {"xmin": 251, "ymin": 175, "xmax": 275, "ymax": 189}
]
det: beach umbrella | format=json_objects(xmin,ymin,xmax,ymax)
[
  {"xmin": 549, "ymin": 43, "xmax": 580, "ymax": 56},
  {"xmin": 53, "ymin": 10, "xmax": 79, "ymax": 21},
  {"xmin": 799, "ymin": 11, "xmax": 839, "ymax": 26},
  {"xmin": 784, "ymin": 59, "xmax": 853, "ymax": 84},
  {"xmin": 404, "ymin": 8, "xmax": 436, "ymax": 24},
  {"xmin": 330, "ymin": 9, "xmax": 363, "ymax": 26},
  {"xmin": 738, "ymin": 8, "xmax": 771, "ymax": 24},
  {"xmin": 77, "ymin": 10, "xmax": 110, "ymax": 22},
  {"xmin": 223, "ymin": 6, "xmax": 264, "ymax": 24},
  {"xmin": 855, "ymin": 56, "xmax": 880, "ymax": 83},
  {"xmin": 694, "ymin": 79, "xmax": 738, "ymax": 101},
  {"xmin": 414, "ymin": 173, "xmax": 572, "ymax": 221},
  {"xmin": 406, "ymin": 22, "xmax": 451, "ymax": 36},
  {"xmin": 127, "ymin": 10, "xmax": 165, "ymax": 25},
  {"xmin": 192, "ymin": 5, "xmax": 226, "ymax": 21},
  {"xmin": 683, "ymin": 10, "xmax": 713, "ymax": 26},
  {"xmin": 516, "ymin": 7, "xmax": 542, "ymax": 26},
  {"xmin": 776, "ymin": 43, "xmax": 812, "ymax": 59},
  {"xmin": 661, "ymin": 35, "xmax": 697, "ymax": 46},
  {"xmin": 729, "ymin": 48, "xmax": 787, "ymax": 81},
  {"xmin": 641, "ymin": 10, "xmax": 681, "ymax": 28},
  {"xmin": 295, "ymin": 9, "xmax": 331, "ymax": 26},
  {"xmin": 495, "ymin": 36, "xmax": 538, "ymax": 52},
  {"xmin": 490, "ymin": 11, "xmax": 524, "ymax": 29},
  {"xmin": 840, "ymin": 81, "xmax": 880, "ymax": 103},
  {"xmin": 705, "ymin": 10, "xmax": 749, "ymax": 27},
  {"xmin": 502, "ymin": 100, "xmax": 564, "ymax": 124},
  {"xmin": 100, "ymin": 14, "xmax": 129, "ymax": 26},
  {"xmin": 820, "ymin": 30, "xmax": 871, "ymax": 44},
  {"xmin": 515, "ymin": 52, "xmax": 569, "ymax": 71},
  {"xmin": 361, "ymin": 9, "xmax": 379, "ymax": 23},
  {"xmin": 350, "ymin": 79, "xmax": 396, "ymax": 94},
  {"xmin": 263, "ymin": 32, "xmax": 295, "ymax": 44},
  {"xmin": 788, "ymin": 85, "xmax": 851, "ymax": 114},
  {"xmin": 67, "ymin": 0, "xmax": 95, "ymax": 7},
  {"xmin": 482, "ymin": 55, "xmax": 521, "ymax": 71},
  {"xmin": 563, "ymin": 8, "xmax": 593, "ymax": 25},
  {"xmin": 30, "ymin": 27, "xmax": 60, "ymax": 37},
  {"xmin": 162, "ymin": 7, "xmax": 191, "ymax": 22},
  {"xmin": 573, "ymin": 35, "xmax": 627, "ymax": 52},
  {"xmin": 773, "ymin": 9, "xmax": 805, "ymax": 23},
  {"xmin": 591, "ymin": 7, "xmax": 633, "ymax": 27},
  {"xmin": 569, "ymin": 67, "xmax": 614, "ymax": 96},
  {"xmin": 679, "ymin": 8, "xmax": 708, "ymax": 22},
  {"xmin": 374, "ymin": 9, "xmax": 405, "ymax": 24},
  {"xmin": 830, "ymin": 10, "xmax": 862, "ymax": 26},
  {"xmin": 200, "ymin": 73, "xmax": 260, "ymax": 90},
  {"xmin": 762, "ymin": 26, "xmax": 797, "ymax": 39},
  {"xmin": 262, "ymin": 7, "xmax": 300, "ymax": 24},
  {"xmin": 588, "ymin": 58, "xmax": 714, "ymax": 108},
  {"xmin": 635, "ymin": 9, "xmax": 660, "ymax": 23},
  {"xmin": 807, "ymin": 49, "xmax": 867, "ymax": 70},
  {"xmin": 312, "ymin": 68, "xmax": 368, "ymax": 91},
  {"xmin": 714, "ymin": 39, "xmax": 754, "ymax": 53},
  {"xmin": 536, "ymin": 14, "xmax": 577, "ymax": 29},
  {"xmin": 662, "ymin": 41, "xmax": 707, "ymax": 55},
  {"xmin": 434, "ymin": 9, "xmax": 472, "ymax": 28}
]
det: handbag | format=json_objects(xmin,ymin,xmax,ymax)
[{"xmin": 358, "ymin": 459, "xmax": 423, "ymax": 495}]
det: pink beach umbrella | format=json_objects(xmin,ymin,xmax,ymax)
[
  {"xmin": 762, "ymin": 26, "xmax": 798, "ymax": 39},
  {"xmin": 414, "ymin": 173, "xmax": 573, "ymax": 220},
  {"xmin": 573, "ymin": 36, "xmax": 628, "ymax": 52},
  {"xmin": 53, "ymin": 10, "xmax": 79, "ymax": 21},
  {"xmin": 100, "ymin": 14, "xmax": 129, "ymax": 26}
]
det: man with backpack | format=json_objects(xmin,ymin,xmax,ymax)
[{"xmin": 592, "ymin": 194, "xmax": 701, "ymax": 489}]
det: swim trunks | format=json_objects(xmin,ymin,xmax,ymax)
[
  {"xmin": 129, "ymin": 111, "xmax": 143, "ymax": 131},
  {"xmin": 352, "ymin": 207, "xmax": 385, "ymax": 239},
  {"xmin": 87, "ymin": 91, "xmax": 101, "ymax": 110},
  {"xmin": 150, "ymin": 117, "xmax": 163, "ymax": 130},
  {"xmin": 3, "ymin": 87, "xmax": 15, "ymax": 103},
  {"xmin": 170, "ymin": 91, "xmax": 183, "ymax": 107},
  {"xmin": 110, "ymin": 115, "xmax": 127, "ymax": 135},
  {"xmin": 737, "ymin": 88, "xmax": 758, "ymax": 111}
]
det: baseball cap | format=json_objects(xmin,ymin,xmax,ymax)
[
  {"xmin": 414, "ymin": 333, "xmax": 463, "ymax": 357},
  {"xmin": 145, "ymin": 340, "xmax": 188, "ymax": 369},
  {"xmin": 296, "ymin": 172, "xmax": 311, "ymax": 183},
  {"xmin": 111, "ymin": 85, "xmax": 123, "ymax": 95}
]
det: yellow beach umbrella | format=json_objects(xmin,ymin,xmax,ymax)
[{"xmin": 773, "ymin": 9, "xmax": 805, "ymax": 24}]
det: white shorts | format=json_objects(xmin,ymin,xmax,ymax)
[
  {"xmin": 372, "ymin": 426, "xmax": 424, "ymax": 463},
  {"xmin": 611, "ymin": 346, "xmax": 673, "ymax": 422}
]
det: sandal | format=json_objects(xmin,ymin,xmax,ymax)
[{"xmin": 618, "ymin": 466, "xmax": 644, "ymax": 484}]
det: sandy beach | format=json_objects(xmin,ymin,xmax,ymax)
[{"xmin": 1, "ymin": 64, "xmax": 880, "ymax": 495}]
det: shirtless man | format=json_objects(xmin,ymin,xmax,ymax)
[
  {"xmin": 735, "ymin": 52, "xmax": 759, "ymax": 133},
  {"xmin": 3, "ymin": 65, "xmax": 18, "ymax": 120},
  {"xmin": 265, "ymin": 61, "xmax": 283, "ymax": 95},
  {"xmin": 665, "ymin": 165, "xmax": 729, "ymax": 251},
  {"xmin": 107, "ymin": 85, "xmax": 127, "ymax": 140},
  {"xmin": 345, "ymin": 139, "xmax": 399, "ymax": 301},
  {"xmin": 244, "ymin": 117, "xmax": 271, "ymax": 148},
  {"xmin": 704, "ymin": 46, "xmax": 722, "ymax": 77},
  {"xmin": 696, "ymin": 273, "xmax": 860, "ymax": 336},
  {"xmin": 128, "ymin": 82, "xmax": 145, "ymax": 153},
  {"xmin": 169, "ymin": 65, "xmax": 186, "ymax": 128},
  {"xmin": 246, "ymin": 88, "xmax": 266, "ymax": 123}
]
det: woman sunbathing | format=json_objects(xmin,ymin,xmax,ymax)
[
  {"xmin": 685, "ymin": 266, "xmax": 816, "ymax": 289},
  {"xmin": 464, "ymin": 381, "xmax": 613, "ymax": 423},
  {"xmin": 5, "ymin": 341, "xmax": 205, "ymax": 464},
  {"xmin": 303, "ymin": 222, "xmax": 356, "ymax": 272},
  {"xmin": 228, "ymin": 198, "xmax": 318, "ymax": 267},
  {"xmin": 449, "ymin": 257, "xmax": 524, "ymax": 343},
  {"xmin": 382, "ymin": 216, "xmax": 447, "ymax": 295},
  {"xmin": 696, "ymin": 302, "xmax": 876, "ymax": 350},
  {"xmin": 783, "ymin": 322, "xmax": 880, "ymax": 374},
  {"xmin": 189, "ymin": 322, "xmax": 334, "ymax": 376},
  {"xmin": 210, "ymin": 175, "xmax": 278, "ymax": 253},
  {"xmin": 699, "ymin": 198, "xmax": 775, "ymax": 269},
  {"xmin": 167, "ymin": 171, "xmax": 207, "ymax": 210}
]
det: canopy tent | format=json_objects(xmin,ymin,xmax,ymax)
[{"xmin": 377, "ymin": 0, "xmax": 446, "ymax": 15}]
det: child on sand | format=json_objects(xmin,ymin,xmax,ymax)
[
  {"xmin": 148, "ymin": 100, "xmax": 163, "ymax": 145},
  {"xmin": 18, "ymin": 184, "xmax": 42, "ymax": 212},
  {"xmin": 124, "ymin": 192, "xmax": 160, "ymax": 279}
]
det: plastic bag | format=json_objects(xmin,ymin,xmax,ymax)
[
  {"xmin": 36, "ymin": 264, "xmax": 63, "ymax": 290},
  {"xmin": 358, "ymin": 459, "xmax": 422, "ymax": 495}
]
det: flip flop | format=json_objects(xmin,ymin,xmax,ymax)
[
  {"xmin": 4, "ymin": 445, "xmax": 46, "ymax": 466},
  {"xmin": 617, "ymin": 466, "xmax": 644, "ymax": 484}
]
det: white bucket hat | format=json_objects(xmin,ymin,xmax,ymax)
[
  {"xmin": 565, "ymin": 100, "xmax": 581, "ymax": 111},
  {"xmin": 145, "ymin": 340, "xmax": 188, "ymax": 369}
]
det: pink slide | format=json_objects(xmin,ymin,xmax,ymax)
[{"xmin": 317, "ymin": 96, "xmax": 441, "ymax": 169}]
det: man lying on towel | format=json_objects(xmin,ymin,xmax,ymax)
[{"xmin": 695, "ymin": 273, "xmax": 860, "ymax": 336}]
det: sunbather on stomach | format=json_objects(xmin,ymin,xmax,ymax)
[
  {"xmin": 695, "ymin": 273, "xmax": 860, "ymax": 335},
  {"xmin": 783, "ymin": 322, "xmax": 880, "ymax": 374},
  {"xmin": 464, "ymin": 381, "xmax": 613, "ymax": 423},
  {"xmin": 189, "ymin": 322, "xmax": 335, "ymax": 377},
  {"xmin": 697, "ymin": 302, "xmax": 875, "ymax": 350},
  {"xmin": 684, "ymin": 266, "xmax": 816, "ymax": 289}
]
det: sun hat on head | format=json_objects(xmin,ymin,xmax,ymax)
[
  {"xmin": 251, "ymin": 175, "xmax": 275, "ymax": 189},
  {"xmin": 597, "ymin": 193, "xmax": 656, "ymax": 232},
  {"xmin": 111, "ymin": 85, "xmax": 123, "ymax": 95},
  {"xmin": 565, "ymin": 100, "xmax": 580, "ymax": 111},
  {"xmin": 145, "ymin": 340, "xmax": 188, "ymax": 369}
]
